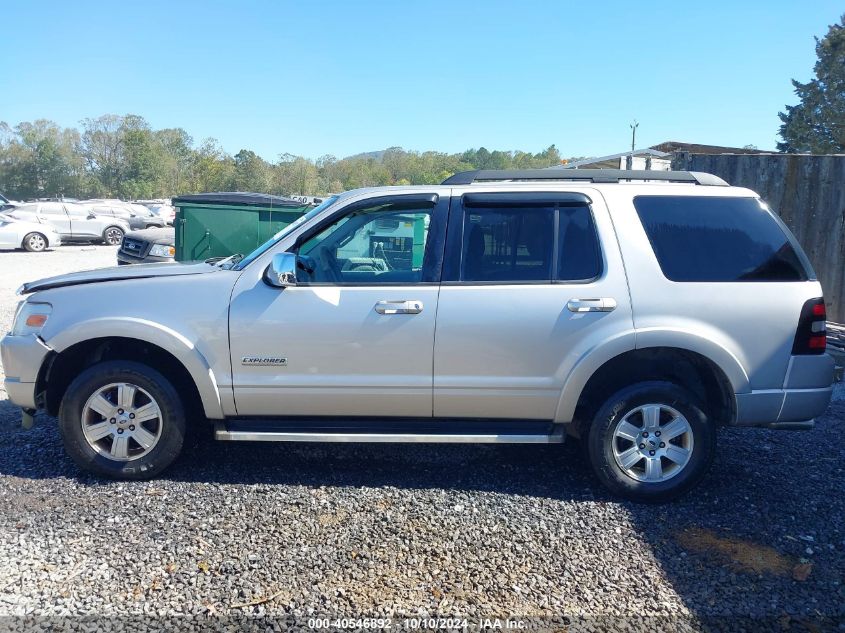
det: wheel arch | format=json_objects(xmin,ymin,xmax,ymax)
[
  {"xmin": 558, "ymin": 345, "xmax": 739, "ymax": 436},
  {"xmin": 42, "ymin": 322, "xmax": 223, "ymax": 419}
]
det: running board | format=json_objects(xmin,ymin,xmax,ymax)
[{"xmin": 214, "ymin": 418, "xmax": 566, "ymax": 444}]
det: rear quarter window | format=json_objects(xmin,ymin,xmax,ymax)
[{"xmin": 633, "ymin": 196, "xmax": 809, "ymax": 282}]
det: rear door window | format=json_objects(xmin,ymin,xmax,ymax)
[
  {"xmin": 633, "ymin": 196, "xmax": 809, "ymax": 282},
  {"xmin": 461, "ymin": 206, "xmax": 554, "ymax": 282},
  {"xmin": 558, "ymin": 206, "xmax": 602, "ymax": 282},
  {"xmin": 458, "ymin": 195, "xmax": 601, "ymax": 283}
]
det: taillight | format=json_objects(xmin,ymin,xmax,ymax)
[{"xmin": 792, "ymin": 298, "xmax": 827, "ymax": 355}]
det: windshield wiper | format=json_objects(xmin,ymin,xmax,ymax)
[{"xmin": 207, "ymin": 253, "xmax": 244, "ymax": 269}]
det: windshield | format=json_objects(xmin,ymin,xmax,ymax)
[{"xmin": 233, "ymin": 196, "xmax": 340, "ymax": 270}]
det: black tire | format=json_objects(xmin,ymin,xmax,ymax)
[
  {"xmin": 58, "ymin": 361, "xmax": 185, "ymax": 479},
  {"xmin": 103, "ymin": 226, "xmax": 124, "ymax": 245},
  {"xmin": 22, "ymin": 232, "xmax": 47, "ymax": 252},
  {"xmin": 587, "ymin": 381, "xmax": 716, "ymax": 503}
]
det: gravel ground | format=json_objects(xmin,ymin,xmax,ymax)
[{"xmin": 0, "ymin": 247, "xmax": 843, "ymax": 630}]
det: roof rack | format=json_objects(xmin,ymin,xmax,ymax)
[{"xmin": 441, "ymin": 169, "xmax": 729, "ymax": 187}]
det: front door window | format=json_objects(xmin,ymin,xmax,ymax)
[{"xmin": 297, "ymin": 206, "xmax": 432, "ymax": 284}]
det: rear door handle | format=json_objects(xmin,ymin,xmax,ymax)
[
  {"xmin": 567, "ymin": 298, "xmax": 617, "ymax": 313},
  {"xmin": 375, "ymin": 300, "xmax": 423, "ymax": 315}
]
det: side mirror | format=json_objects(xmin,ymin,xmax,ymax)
[
  {"xmin": 263, "ymin": 252, "xmax": 297, "ymax": 288},
  {"xmin": 87, "ymin": 213, "xmax": 96, "ymax": 219}
]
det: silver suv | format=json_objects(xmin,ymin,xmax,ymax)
[{"xmin": 1, "ymin": 170, "xmax": 834, "ymax": 501}]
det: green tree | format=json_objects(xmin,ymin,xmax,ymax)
[
  {"xmin": 119, "ymin": 115, "xmax": 160, "ymax": 199},
  {"xmin": 276, "ymin": 153, "xmax": 319, "ymax": 195},
  {"xmin": 232, "ymin": 149, "xmax": 272, "ymax": 192},
  {"xmin": 0, "ymin": 112, "xmax": 573, "ymax": 199},
  {"xmin": 156, "ymin": 128, "xmax": 194, "ymax": 194},
  {"xmin": 0, "ymin": 120, "xmax": 82, "ymax": 199},
  {"xmin": 778, "ymin": 14, "xmax": 845, "ymax": 153},
  {"xmin": 80, "ymin": 114, "xmax": 126, "ymax": 196},
  {"xmin": 190, "ymin": 138, "xmax": 234, "ymax": 194}
]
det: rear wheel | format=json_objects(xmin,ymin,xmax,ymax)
[
  {"xmin": 22, "ymin": 232, "xmax": 47, "ymax": 252},
  {"xmin": 103, "ymin": 226, "xmax": 124, "ymax": 245},
  {"xmin": 58, "ymin": 361, "xmax": 185, "ymax": 479},
  {"xmin": 587, "ymin": 381, "xmax": 716, "ymax": 503}
]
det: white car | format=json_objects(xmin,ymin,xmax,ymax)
[
  {"xmin": 8, "ymin": 202, "xmax": 129, "ymax": 245},
  {"xmin": 82, "ymin": 200, "xmax": 167, "ymax": 231},
  {"xmin": 145, "ymin": 203, "xmax": 176, "ymax": 225},
  {"xmin": 0, "ymin": 215, "xmax": 61, "ymax": 251}
]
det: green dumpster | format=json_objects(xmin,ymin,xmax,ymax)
[{"xmin": 171, "ymin": 192, "xmax": 311, "ymax": 262}]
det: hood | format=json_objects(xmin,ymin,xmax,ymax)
[
  {"xmin": 20, "ymin": 261, "xmax": 219, "ymax": 294},
  {"xmin": 125, "ymin": 226, "xmax": 174, "ymax": 244}
]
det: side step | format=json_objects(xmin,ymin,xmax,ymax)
[{"xmin": 214, "ymin": 418, "xmax": 566, "ymax": 444}]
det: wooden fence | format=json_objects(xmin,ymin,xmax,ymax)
[{"xmin": 671, "ymin": 152, "xmax": 845, "ymax": 322}]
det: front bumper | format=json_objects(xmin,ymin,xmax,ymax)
[
  {"xmin": 734, "ymin": 354, "xmax": 835, "ymax": 427},
  {"xmin": 1, "ymin": 334, "xmax": 52, "ymax": 409}
]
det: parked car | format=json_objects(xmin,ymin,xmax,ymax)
[
  {"xmin": 0, "ymin": 192, "xmax": 18, "ymax": 212},
  {"xmin": 83, "ymin": 200, "xmax": 167, "ymax": 231},
  {"xmin": 30, "ymin": 196, "xmax": 79, "ymax": 203},
  {"xmin": 0, "ymin": 214, "xmax": 61, "ymax": 251},
  {"xmin": 117, "ymin": 227, "xmax": 175, "ymax": 265},
  {"xmin": 7, "ymin": 202, "xmax": 130, "ymax": 245},
  {"xmin": 132, "ymin": 200, "xmax": 176, "ymax": 225},
  {"xmin": 1, "ymin": 169, "xmax": 835, "ymax": 502},
  {"xmin": 145, "ymin": 203, "xmax": 176, "ymax": 225}
]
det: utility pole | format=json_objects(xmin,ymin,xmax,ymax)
[{"xmin": 630, "ymin": 120, "xmax": 639, "ymax": 153}]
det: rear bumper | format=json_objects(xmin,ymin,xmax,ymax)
[{"xmin": 733, "ymin": 354, "xmax": 834, "ymax": 427}]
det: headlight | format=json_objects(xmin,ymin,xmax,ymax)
[
  {"xmin": 149, "ymin": 244, "xmax": 175, "ymax": 258},
  {"xmin": 11, "ymin": 301, "xmax": 52, "ymax": 336}
]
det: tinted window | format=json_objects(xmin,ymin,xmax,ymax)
[
  {"xmin": 634, "ymin": 196, "xmax": 808, "ymax": 282},
  {"xmin": 461, "ymin": 207, "xmax": 554, "ymax": 281},
  {"xmin": 558, "ymin": 206, "xmax": 601, "ymax": 281}
]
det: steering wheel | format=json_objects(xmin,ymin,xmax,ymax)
[{"xmin": 318, "ymin": 246, "xmax": 342, "ymax": 283}]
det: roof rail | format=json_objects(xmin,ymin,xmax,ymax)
[{"xmin": 440, "ymin": 169, "xmax": 729, "ymax": 186}]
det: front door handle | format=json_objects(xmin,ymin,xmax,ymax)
[
  {"xmin": 375, "ymin": 300, "xmax": 423, "ymax": 315},
  {"xmin": 567, "ymin": 298, "xmax": 617, "ymax": 313}
]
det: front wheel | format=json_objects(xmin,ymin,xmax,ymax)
[
  {"xmin": 58, "ymin": 361, "xmax": 186, "ymax": 479},
  {"xmin": 103, "ymin": 226, "xmax": 124, "ymax": 245},
  {"xmin": 22, "ymin": 232, "xmax": 47, "ymax": 252},
  {"xmin": 587, "ymin": 381, "xmax": 716, "ymax": 503}
]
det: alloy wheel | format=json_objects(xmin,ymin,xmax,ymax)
[
  {"xmin": 611, "ymin": 403, "xmax": 694, "ymax": 482},
  {"xmin": 105, "ymin": 228, "xmax": 123, "ymax": 245},
  {"xmin": 27, "ymin": 234, "xmax": 46, "ymax": 251},
  {"xmin": 81, "ymin": 382, "xmax": 163, "ymax": 461}
]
